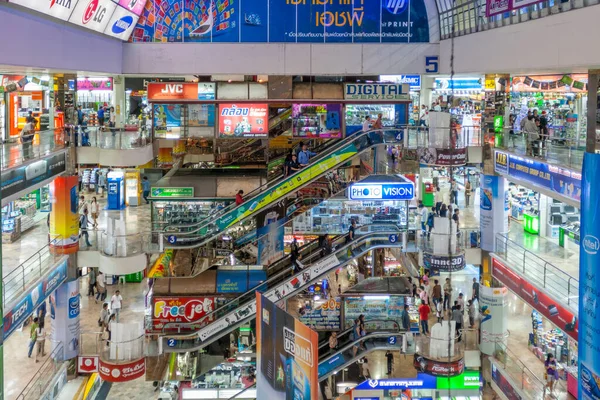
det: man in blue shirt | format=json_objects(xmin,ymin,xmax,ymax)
[
  {"xmin": 142, "ymin": 176, "xmax": 151, "ymax": 204},
  {"xmin": 297, "ymin": 144, "xmax": 317, "ymax": 167},
  {"xmin": 97, "ymin": 106, "xmax": 105, "ymax": 126}
]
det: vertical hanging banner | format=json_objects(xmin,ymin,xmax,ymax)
[
  {"xmin": 256, "ymin": 293, "xmax": 318, "ymax": 400},
  {"xmin": 49, "ymin": 176, "xmax": 80, "ymax": 254},
  {"xmin": 51, "ymin": 280, "xmax": 81, "ymax": 360},
  {"xmin": 256, "ymin": 199, "xmax": 287, "ymax": 265},
  {"xmin": 579, "ymin": 153, "xmax": 600, "ymax": 400},
  {"xmin": 480, "ymin": 174, "xmax": 509, "ymax": 251},
  {"xmin": 479, "ymin": 286, "xmax": 508, "ymax": 355}
]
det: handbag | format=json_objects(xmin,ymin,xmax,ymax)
[{"xmin": 97, "ymin": 318, "xmax": 103, "ymax": 327}]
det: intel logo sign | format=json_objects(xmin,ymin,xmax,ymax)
[
  {"xmin": 349, "ymin": 183, "xmax": 414, "ymax": 200},
  {"xmin": 583, "ymin": 235, "xmax": 600, "ymax": 255},
  {"xmin": 112, "ymin": 15, "xmax": 133, "ymax": 34}
]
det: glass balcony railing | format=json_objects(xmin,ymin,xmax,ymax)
[
  {"xmin": 73, "ymin": 126, "xmax": 151, "ymax": 150},
  {"xmin": 1, "ymin": 128, "xmax": 67, "ymax": 171}
]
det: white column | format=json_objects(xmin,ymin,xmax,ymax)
[{"xmin": 113, "ymin": 75, "xmax": 125, "ymax": 126}]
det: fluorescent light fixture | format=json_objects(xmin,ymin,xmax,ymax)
[{"xmin": 363, "ymin": 295, "xmax": 390, "ymax": 300}]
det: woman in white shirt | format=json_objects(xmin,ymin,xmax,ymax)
[
  {"xmin": 35, "ymin": 325, "xmax": 46, "ymax": 362},
  {"xmin": 90, "ymin": 197, "xmax": 99, "ymax": 228}
]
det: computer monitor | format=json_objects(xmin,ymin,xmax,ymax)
[{"xmin": 564, "ymin": 205, "xmax": 576, "ymax": 214}]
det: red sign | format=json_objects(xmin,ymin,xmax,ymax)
[
  {"xmin": 218, "ymin": 103, "xmax": 268, "ymax": 138},
  {"xmin": 413, "ymin": 354, "xmax": 465, "ymax": 377},
  {"xmin": 78, "ymin": 356, "xmax": 99, "ymax": 373},
  {"xmin": 492, "ymin": 257, "xmax": 578, "ymax": 340},
  {"xmin": 98, "ymin": 358, "xmax": 145, "ymax": 382},
  {"xmin": 151, "ymin": 297, "xmax": 215, "ymax": 332},
  {"xmin": 147, "ymin": 83, "xmax": 200, "ymax": 101},
  {"xmin": 82, "ymin": 0, "xmax": 99, "ymax": 23}
]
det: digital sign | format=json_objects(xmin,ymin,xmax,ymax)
[
  {"xmin": 218, "ymin": 104, "xmax": 269, "ymax": 138},
  {"xmin": 348, "ymin": 182, "xmax": 415, "ymax": 200}
]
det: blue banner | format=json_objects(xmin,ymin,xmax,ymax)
[
  {"xmin": 494, "ymin": 150, "xmax": 581, "ymax": 203},
  {"xmin": 216, "ymin": 270, "xmax": 267, "ymax": 293},
  {"xmin": 132, "ymin": 0, "xmax": 430, "ymax": 43},
  {"xmin": 480, "ymin": 174, "xmax": 509, "ymax": 252},
  {"xmin": 318, "ymin": 353, "xmax": 346, "ymax": 377},
  {"xmin": 354, "ymin": 373, "xmax": 437, "ymax": 390},
  {"xmin": 3, "ymin": 259, "xmax": 67, "ymax": 340},
  {"xmin": 579, "ymin": 153, "xmax": 600, "ymax": 400}
]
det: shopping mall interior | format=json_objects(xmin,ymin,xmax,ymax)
[{"xmin": 0, "ymin": 0, "xmax": 598, "ymax": 399}]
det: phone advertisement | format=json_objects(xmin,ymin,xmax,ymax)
[
  {"xmin": 256, "ymin": 293, "xmax": 318, "ymax": 400},
  {"xmin": 218, "ymin": 104, "xmax": 268, "ymax": 138}
]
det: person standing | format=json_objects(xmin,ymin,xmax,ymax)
[
  {"xmin": 21, "ymin": 116, "xmax": 36, "ymax": 159},
  {"xmin": 465, "ymin": 180, "xmax": 472, "ymax": 207},
  {"xmin": 297, "ymin": 144, "xmax": 317, "ymax": 167},
  {"xmin": 467, "ymin": 300, "xmax": 476, "ymax": 328},
  {"xmin": 372, "ymin": 113, "xmax": 383, "ymax": 130},
  {"xmin": 90, "ymin": 197, "xmax": 99, "ymax": 228},
  {"xmin": 452, "ymin": 305, "xmax": 463, "ymax": 342},
  {"xmin": 352, "ymin": 319, "xmax": 361, "ymax": 356},
  {"xmin": 77, "ymin": 105, "xmax": 83, "ymax": 127},
  {"xmin": 78, "ymin": 195, "xmax": 88, "ymax": 215},
  {"xmin": 37, "ymin": 300, "xmax": 47, "ymax": 328},
  {"xmin": 329, "ymin": 332, "xmax": 338, "ymax": 354},
  {"xmin": 99, "ymin": 303, "xmax": 110, "ymax": 332},
  {"xmin": 385, "ymin": 350, "xmax": 394, "ymax": 374},
  {"xmin": 418, "ymin": 302, "xmax": 430, "ymax": 335},
  {"xmin": 443, "ymin": 278, "xmax": 453, "ymax": 311},
  {"xmin": 97, "ymin": 106, "xmax": 105, "ymax": 127},
  {"xmin": 98, "ymin": 172, "xmax": 106, "ymax": 198},
  {"xmin": 457, "ymin": 293, "xmax": 465, "ymax": 312},
  {"xmin": 402, "ymin": 304, "xmax": 411, "ymax": 331},
  {"xmin": 523, "ymin": 115, "xmax": 539, "ymax": 156},
  {"xmin": 418, "ymin": 202, "xmax": 428, "ymax": 236},
  {"xmin": 472, "ymin": 277, "xmax": 480, "ymax": 301},
  {"xmin": 347, "ymin": 219, "xmax": 357, "ymax": 243},
  {"xmin": 452, "ymin": 209, "xmax": 460, "ymax": 231},
  {"xmin": 235, "ymin": 190, "xmax": 244, "ymax": 206},
  {"xmin": 105, "ymin": 313, "xmax": 116, "ymax": 344},
  {"xmin": 80, "ymin": 209, "xmax": 93, "ymax": 247},
  {"xmin": 35, "ymin": 324, "xmax": 46, "ymax": 362},
  {"xmin": 28, "ymin": 317, "xmax": 39, "ymax": 358},
  {"xmin": 436, "ymin": 299, "xmax": 443, "ymax": 323},
  {"xmin": 95, "ymin": 271, "xmax": 106, "ymax": 303},
  {"xmin": 432, "ymin": 279, "xmax": 442, "ymax": 308},
  {"xmin": 88, "ymin": 268, "xmax": 96, "ymax": 297},
  {"xmin": 110, "ymin": 290, "xmax": 123, "ymax": 322},
  {"xmin": 362, "ymin": 116, "xmax": 371, "ymax": 132},
  {"xmin": 545, "ymin": 353, "xmax": 558, "ymax": 394},
  {"xmin": 419, "ymin": 105, "xmax": 429, "ymax": 127},
  {"xmin": 450, "ymin": 180, "xmax": 459, "ymax": 205},
  {"xmin": 142, "ymin": 176, "xmax": 151, "ymax": 204}
]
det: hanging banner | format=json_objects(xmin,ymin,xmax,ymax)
[
  {"xmin": 152, "ymin": 297, "xmax": 215, "ymax": 331},
  {"xmin": 423, "ymin": 253, "xmax": 465, "ymax": 274},
  {"xmin": 479, "ymin": 286, "xmax": 508, "ymax": 355},
  {"xmin": 511, "ymin": 74, "xmax": 588, "ymax": 93},
  {"xmin": 49, "ymin": 175, "xmax": 80, "ymax": 255},
  {"xmin": 480, "ymin": 174, "xmax": 509, "ymax": 252},
  {"xmin": 51, "ymin": 280, "xmax": 81, "ymax": 360},
  {"xmin": 256, "ymin": 199, "xmax": 287, "ymax": 265},
  {"xmin": 256, "ymin": 293, "xmax": 318, "ymax": 400},
  {"xmin": 298, "ymin": 298, "xmax": 342, "ymax": 331},
  {"xmin": 418, "ymin": 148, "xmax": 467, "ymax": 166},
  {"xmin": 99, "ymin": 358, "xmax": 145, "ymax": 382},
  {"xmin": 579, "ymin": 153, "xmax": 600, "ymax": 400},
  {"xmin": 413, "ymin": 354, "xmax": 465, "ymax": 377}
]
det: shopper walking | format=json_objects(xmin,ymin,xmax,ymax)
[
  {"xmin": 95, "ymin": 272, "xmax": 106, "ymax": 303},
  {"xmin": 436, "ymin": 299, "xmax": 443, "ymax": 323},
  {"xmin": 432, "ymin": 279, "xmax": 442, "ymax": 308},
  {"xmin": 297, "ymin": 143, "xmax": 317, "ymax": 167},
  {"xmin": 418, "ymin": 202, "xmax": 428, "ymax": 236},
  {"xmin": 523, "ymin": 115, "xmax": 540, "ymax": 156},
  {"xmin": 467, "ymin": 300, "xmax": 476, "ymax": 328},
  {"xmin": 472, "ymin": 277, "xmax": 480, "ymax": 301},
  {"xmin": 105, "ymin": 313, "xmax": 116, "ymax": 345},
  {"xmin": 235, "ymin": 190, "xmax": 244, "ymax": 206},
  {"xmin": 35, "ymin": 324, "xmax": 46, "ymax": 362},
  {"xmin": 28, "ymin": 317, "xmax": 39, "ymax": 358},
  {"xmin": 80, "ymin": 209, "xmax": 93, "ymax": 247},
  {"xmin": 372, "ymin": 113, "xmax": 383, "ymax": 130},
  {"xmin": 97, "ymin": 106, "xmax": 105, "ymax": 127},
  {"xmin": 110, "ymin": 290, "xmax": 123, "ymax": 322},
  {"xmin": 90, "ymin": 197, "xmax": 99, "ymax": 228},
  {"xmin": 88, "ymin": 267, "xmax": 96, "ymax": 297},
  {"xmin": 450, "ymin": 180, "xmax": 459, "ymax": 205},
  {"xmin": 418, "ymin": 302, "xmax": 430, "ymax": 335},
  {"xmin": 98, "ymin": 172, "xmax": 106, "ymax": 198},
  {"xmin": 99, "ymin": 303, "xmax": 110, "ymax": 332},
  {"xmin": 402, "ymin": 305, "xmax": 411, "ymax": 331},
  {"xmin": 452, "ymin": 305, "xmax": 463, "ymax": 342},
  {"xmin": 443, "ymin": 278, "xmax": 453, "ymax": 311},
  {"xmin": 109, "ymin": 106, "xmax": 116, "ymax": 138},
  {"xmin": 142, "ymin": 176, "xmax": 151, "ymax": 204},
  {"xmin": 20, "ymin": 116, "xmax": 36, "ymax": 159},
  {"xmin": 78, "ymin": 195, "xmax": 88, "ymax": 215},
  {"xmin": 545, "ymin": 353, "xmax": 559, "ymax": 394},
  {"xmin": 362, "ymin": 116, "xmax": 372, "ymax": 132},
  {"xmin": 465, "ymin": 180, "xmax": 472, "ymax": 207}
]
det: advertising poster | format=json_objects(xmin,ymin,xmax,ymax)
[
  {"xmin": 256, "ymin": 199, "xmax": 288, "ymax": 265},
  {"xmin": 152, "ymin": 297, "xmax": 215, "ymax": 331},
  {"xmin": 292, "ymin": 104, "xmax": 342, "ymax": 138},
  {"xmin": 344, "ymin": 296, "xmax": 405, "ymax": 328},
  {"xmin": 413, "ymin": 354, "xmax": 465, "ymax": 377},
  {"xmin": 479, "ymin": 286, "xmax": 508, "ymax": 355},
  {"xmin": 1, "ymin": 152, "xmax": 67, "ymax": 199},
  {"xmin": 492, "ymin": 258, "xmax": 577, "ymax": 340},
  {"xmin": 215, "ymin": 143, "xmax": 358, "ymax": 231},
  {"xmin": 49, "ymin": 175, "xmax": 80, "ymax": 254},
  {"xmin": 418, "ymin": 147, "xmax": 467, "ymax": 166},
  {"xmin": 579, "ymin": 153, "xmax": 600, "ymax": 400},
  {"xmin": 256, "ymin": 293, "xmax": 318, "ymax": 400},
  {"xmin": 218, "ymin": 104, "xmax": 269, "ymax": 138},
  {"xmin": 153, "ymin": 104, "xmax": 181, "ymax": 134},
  {"xmin": 480, "ymin": 174, "xmax": 509, "ymax": 252},
  {"xmin": 216, "ymin": 269, "xmax": 267, "ymax": 293},
  {"xmin": 3, "ymin": 259, "xmax": 67, "ymax": 340},
  {"xmin": 132, "ymin": 0, "xmax": 430, "ymax": 43},
  {"xmin": 423, "ymin": 253, "xmax": 465, "ymax": 275},
  {"xmin": 494, "ymin": 150, "xmax": 582, "ymax": 203},
  {"xmin": 188, "ymin": 104, "xmax": 215, "ymax": 127},
  {"xmin": 51, "ymin": 280, "xmax": 80, "ymax": 360},
  {"xmin": 298, "ymin": 298, "xmax": 342, "ymax": 331}
]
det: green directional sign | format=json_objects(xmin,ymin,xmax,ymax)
[{"xmin": 151, "ymin": 187, "xmax": 194, "ymax": 198}]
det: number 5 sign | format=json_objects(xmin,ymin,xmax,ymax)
[{"xmin": 425, "ymin": 56, "xmax": 439, "ymax": 73}]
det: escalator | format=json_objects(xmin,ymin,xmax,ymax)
[
  {"xmin": 159, "ymin": 229, "xmax": 405, "ymax": 354},
  {"xmin": 162, "ymin": 128, "xmax": 404, "ymax": 249}
]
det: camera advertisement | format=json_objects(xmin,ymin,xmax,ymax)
[{"xmin": 218, "ymin": 104, "xmax": 269, "ymax": 138}]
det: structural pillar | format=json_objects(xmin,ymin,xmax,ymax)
[{"xmin": 113, "ymin": 75, "xmax": 125, "ymax": 127}]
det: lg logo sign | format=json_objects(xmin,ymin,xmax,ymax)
[
  {"xmin": 83, "ymin": 0, "xmax": 108, "ymax": 24},
  {"xmin": 161, "ymin": 84, "xmax": 184, "ymax": 94}
]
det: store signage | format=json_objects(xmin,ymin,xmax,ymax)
[
  {"xmin": 494, "ymin": 150, "xmax": 582, "ymax": 203},
  {"xmin": 78, "ymin": 356, "xmax": 99, "ymax": 373},
  {"xmin": 355, "ymin": 374, "xmax": 437, "ymax": 390},
  {"xmin": 147, "ymin": 83, "xmax": 208, "ymax": 101},
  {"xmin": 215, "ymin": 270, "xmax": 268, "ymax": 293},
  {"xmin": 298, "ymin": 298, "xmax": 342, "ymax": 331},
  {"xmin": 487, "ymin": 0, "xmax": 553, "ymax": 17},
  {"xmin": 479, "ymin": 286, "xmax": 509, "ymax": 355},
  {"xmin": 1, "ymin": 152, "xmax": 67, "ymax": 201},
  {"xmin": 117, "ymin": 0, "xmax": 145, "ymax": 15},
  {"xmin": 418, "ymin": 148, "xmax": 467, "ymax": 167},
  {"xmin": 75, "ymin": 77, "xmax": 113, "ymax": 91},
  {"xmin": 69, "ymin": 0, "xmax": 118, "ymax": 33},
  {"xmin": 150, "ymin": 187, "xmax": 194, "ymax": 198},
  {"xmin": 435, "ymin": 78, "xmax": 482, "ymax": 91},
  {"xmin": 218, "ymin": 104, "xmax": 269, "ymax": 138},
  {"xmin": 423, "ymin": 253, "xmax": 465, "ymax": 274},
  {"xmin": 292, "ymin": 104, "xmax": 342, "ymax": 139},
  {"xmin": 436, "ymin": 370, "xmax": 481, "ymax": 389},
  {"xmin": 511, "ymin": 74, "xmax": 587, "ymax": 92},
  {"xmin": 344, "ymin": 84, "xmax": 410, "ymax": 101},
  {"xmin": 492, "ymin": 257, "xmax": 578, "ymax": 340},
  {"xmin": 349, "ymin": 182, "xmax": 415, "ymax": 201},
  {"xmin": 152, "ymin": 297, "xmax": 215, "ymax": 330},
  {"xmin": 11, "ymin": 0, "xmax": 76, "ymax": 20},
  {"xmin": 3, "ymin": 258, "xmax": 67, "ymax": 340},
  {"xmin": 104, "ymin": 7, "xmax": 138, "ymax": 39},
  {"xmin": 98, "ymin": 358, "xmax": 145, "ymax": 382},
  {"xmin": 380, "ymin": 75, "xmax": 422, "ymax": 90},
  {"xmin": 130, "ymin": 0, "xmax": 430, "ymax": 43},
  {"xmin": 413, "ymin": 354, "xmax": 465, "ymax": 377},
  {"xmin": 344, "ymin": 297, "xmax": 406, "ymax": 328}
]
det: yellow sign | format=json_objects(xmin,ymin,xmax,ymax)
[{"xmin": 485, "ymin": 79, "xmax": 496, "ymax": 90}]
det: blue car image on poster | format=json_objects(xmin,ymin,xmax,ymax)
[{"xmin": 133, "ymin": 0, "xmax": 430, "ymax": 43}]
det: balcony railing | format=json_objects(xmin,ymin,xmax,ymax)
[
  {"xmin": 73, "ymin": 126, "xmax": 151, "ymax": 150},
  {"xmin": 15, "ymin": 342, "xmax": 64, "ymax": 400},
  {"xmin": 1, "ymin": 128, "xmax": 67, "ymax": 171},
  {"xmin": 437, "ymin": 0, "xmax": 600, "ymax": 39}
]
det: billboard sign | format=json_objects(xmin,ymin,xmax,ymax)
[
  {"xmin": 152, "ymin": 297, "xmax": 215, "ymax": 331},
  {"xmin": 256, "ymin": 293, "xmax": 318, "ymax": 400},
  {"xmin": 218, "ymin": 104, "xmax": 269, "ymax": 138},
  {"xmin": 344, "ymin": 83, "xmax": 410, "ymax": 101},
  {"xmin": 423, "ymin": 253, "xmax": 466, "ymax": 274},
  {"xmin": 349, "ymin": 182, "xmax": 415, "ymax": 201},
  {"xmin": 68, "ymin": 0, "xmax": 118, "ymax": 33},
  {"xmin": 99, "ymin": 358, "xmax": 145, "ymax": 382},
  {"xmin": 104, "ymin": 6, "xmax": 138, "ymax": 39}
]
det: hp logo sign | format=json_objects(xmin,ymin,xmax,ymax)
[{"xmin": 386, "ymin": 0, "xmax": 408, "ymax": 14}]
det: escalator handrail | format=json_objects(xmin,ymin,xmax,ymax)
[
  {"xmin": 163, "ymin": 127, "xmax": 405, "ymax": 234},
  {"xmin": 160, "ymin": 226, "xmax": 396, "ymax": 333},
  {"xmin": 317, "ymin": 318, "xmax": 401, "ymax": 351},
  {"xmin": 160, "ymin": 230, "xmax": 404, "ymax": 345}
]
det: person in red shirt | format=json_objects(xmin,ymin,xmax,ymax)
[
  {"xmin": 419, "ymin": 302, "xmax": 430, "ymax": 335},
  {"xmin": 235, "ymin": 190, "xmax": 244, "ymax": 206}
]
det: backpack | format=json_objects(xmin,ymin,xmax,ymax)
[{"xmin": 427, "ymin": 213, "xmax": 435, "ymax": 227}]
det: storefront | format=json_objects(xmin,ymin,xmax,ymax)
[
  {"xmin": 432, "ymin": 77, "xmax": 483, "ymax": 131},
  {"xmin": 151, "ymin": 196, "xmax": 233, "ymax": 231},
  {"xmin": 380, "ymin": 75, "xmax": 423, "ymax": 125},
  {"xmin": 2, "ymin": 185, "xmax": 50, "ymax": 243},
  {"xmin": 510, "ymin": 74, "xmax": 588, "ymax": 148},
  {"xmin": 70, "ymin": 77, "xmax": 114, "ymax": 126},
  {"xmin": 79, "ymin": 168, "xmax": 142, "ymax": 206}
]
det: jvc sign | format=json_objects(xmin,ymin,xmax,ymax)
[{"xmin": 349, "ymin": 183, "xmax": 414, "ymax": 200}]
